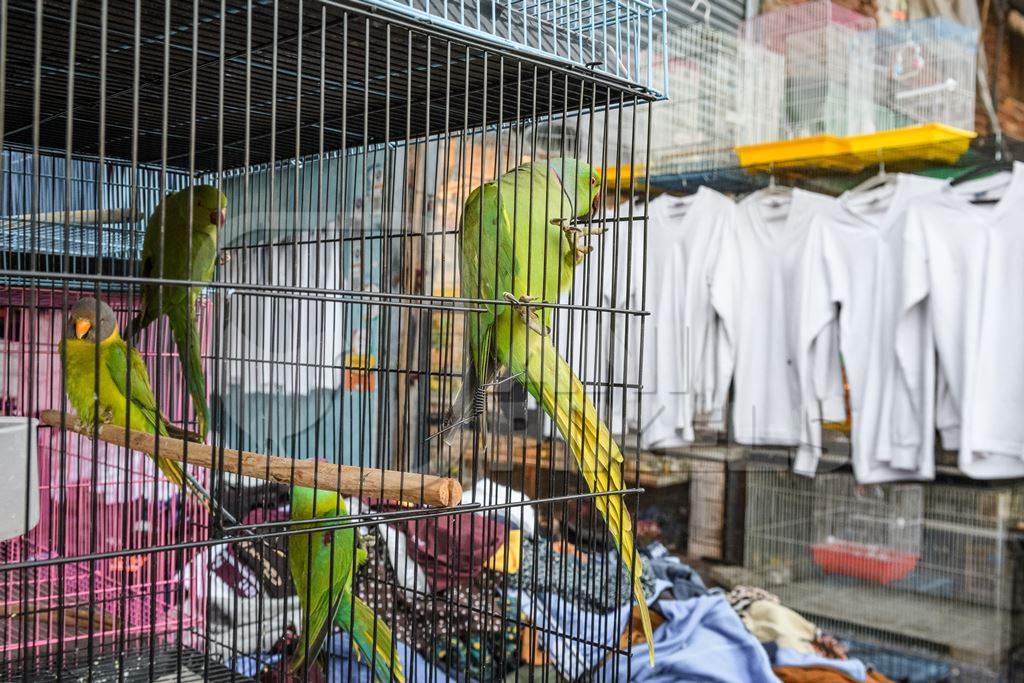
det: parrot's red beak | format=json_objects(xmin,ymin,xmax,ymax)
[
  {"xmin": 74, "ymin": 318, "xmax": 92, "ymax": 339},
  {"xmin": 591, "ymin": 191, "xmax": 602, "ymax": 216},
  {"xmin": 210, "ymin": 208, "xmax": 227, "ymax": 227}
]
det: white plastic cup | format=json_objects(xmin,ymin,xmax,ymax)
[{"xmin": 0, "ymin": 417, "xmax": 40, "ymax": 541}]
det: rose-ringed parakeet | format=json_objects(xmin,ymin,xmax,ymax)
[
  {"xmin": 450, "ymin": 157, "xmax": 655, "ymax": 662},
  {"xmin": 288, "ymin": 485, "xmax": 405, "ymax": 682},
  {"xmin": 130, "ymin": 184, "xmax": 227, "ymax": 439},
  {"xmin": 60, "ymin": 297, "xmax": 209, "ymax": 500}
]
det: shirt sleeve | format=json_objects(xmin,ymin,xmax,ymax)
[
  {"xmin": 891, "ymin": 205, "xmax": 935, "ymax": 470},
  {"xmin": 793, "ymin": 219, "xmax": 842, "ymax": 476},
  {"xmin": 708, "ymin": 225, "xmax": 738, "ymax": 428}
]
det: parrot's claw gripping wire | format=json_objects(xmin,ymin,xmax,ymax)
[
  {"xmin": 503, "ymin": 292, "xmax": 550, "ymax": 336},
  {"xmin": 217, "ymin": 252, "xmax": 231, "ymax": 266}
]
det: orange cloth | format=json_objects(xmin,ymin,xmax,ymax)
[
  {"xmin": 618, "ymin": 606, "xmax": 666, "ymax": 649},
  {"xmin": 774, "ymin": 666, "xmax": 895, "ymax": 683},
  {"xmin": 551, "ymin": 540, "xmax": 588, "ymax": 564},
  {"xmin": 519, "ymin": 624, "xmax": 550, "ymax": 666}
]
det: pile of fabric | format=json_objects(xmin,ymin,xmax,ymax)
[{"xmin": 189, "ymin": 478, "xmax": 898, "ymax": 682}]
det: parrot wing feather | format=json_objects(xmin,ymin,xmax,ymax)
[{"xmin": 104, "ymin": 341, "xmax": 191, "ymax": 491}]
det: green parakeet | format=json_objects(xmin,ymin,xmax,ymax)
[
  {"xmin": 130, "ymin": 184, "xmax": 227, "ymax": 438},
  {"xmin": 451, "ymin": 157, "xmax": 655, "ymax": 662},
  {"xmin": 289, "ymin": 485, "xmax": 405, "ymax": 682},
  {"xmin": 60, "ymin": 297, "xmax": 203, "ymax": 496}
]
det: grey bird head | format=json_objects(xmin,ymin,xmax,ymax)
[{"xmin": 65, "ymin": 297, "xmax": 118, "ymax": 343}]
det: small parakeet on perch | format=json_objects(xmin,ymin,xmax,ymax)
[
  {"xmin": 60, "ymin": 297, "xmax": 208, "ymax": 498},
  {"xmin": 288, "ymin": 484, "xmax": 405, "ymax": 682},
  {"xmin": 450, "ymin": 157, "xmax": 655, "ymax": 662},
  {"xmin": 130, "ymin": 184, "xmax": 227, "ymax": 439}
]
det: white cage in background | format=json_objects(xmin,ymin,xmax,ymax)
[
  {"xmin": 741, "ymin": 0, "xmax": 877, "ymax": 139},
  {"xmin": 646, "ymin": 23, "xmax": 784, "ymax": 176},
  {"xmin": 744, "ymin": 464, "xmax": 1022, "ymax": 673},
  {"xmin": 871, "ymin": 16, "xmax": 978, "ymax": 131}
]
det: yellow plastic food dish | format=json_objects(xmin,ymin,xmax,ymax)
[
  {"xmin": 844, "ymin": 124, "xmax": 977, "ymax": 166},
  {"xmin": 735, "ymin": 135, "xmax": 854, "ymax": 170}
]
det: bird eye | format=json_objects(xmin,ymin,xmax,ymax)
[{"xmin": 591, "ymin": 176, "xmax": 599, "ymax": 186}]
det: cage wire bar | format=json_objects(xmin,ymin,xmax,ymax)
[{"xmin": 0, "ymin": 0, "xmax": 662, "ymax": 680}]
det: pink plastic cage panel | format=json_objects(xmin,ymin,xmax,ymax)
[
  {"xmin": 0, "ymin": 288, "xmax": 211, "ymax": 674},
  {"xmin": 739, "ymin": 0, "xmax": 876, "ymax": 55}
]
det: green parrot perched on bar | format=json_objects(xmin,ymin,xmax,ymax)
[
  {"xmin": 130, "ymin": 184, "xmax": 228, "ymax": 439},
  {"xmin": 288, "ymin": 484, "xmax": 405, "ymax": 682},
  {"xmin": 447, "ymin": 157, "xmax": 656, "ymax": 662},
  {"xmin": 60, "ymin": 297, "xmax": 209, "ymax": 498}
]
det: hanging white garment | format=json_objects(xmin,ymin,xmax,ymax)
[
  {"xmin": 711, "ymin": 188, "xmax": 841, "ymax": 446},
  {"xmin": 897, "ymin": 162, "xmax": 1024, "ymax": 479},
  {"xmin": 793, "ymin": 174, "xmax": 945, "ymax": 483},
  {"xmin": 639, "ymin": 188, "xmax": 734, "ymax": 448}
]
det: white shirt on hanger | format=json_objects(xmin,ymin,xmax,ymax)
[
  {"xmin": 711, "ymin": 188, "xmax": 841, "ymax": 446},
  {"xmin": 641, "ymin": 188, "xmax": 734, "ymax": 448},
  {"xmin": 898, "ymin": 162, "xmax": 1024, "ymax": 479},
  {"xmin": 794, "ymin": 174, "xmax": 945, "ymax": 483}
]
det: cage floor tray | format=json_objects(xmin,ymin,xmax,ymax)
[
  {"xmin": 812, "ymin": 540, "xmax": 919, "ymax": 585},
  {"xmin": 735, "ymin": 136, "xmax": 855, "ymax": 170},
  {"xmin": 845, "ymin": 124, "xmax": 977, "ymax": 166}
]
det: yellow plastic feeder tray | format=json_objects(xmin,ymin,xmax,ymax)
[
  {"xmin": 844, "ymin": 124, "xmax": 977, "ymax": 166},
  {"xmin": 601, "ymin": 163, "xmax": 646, "ymax": 188},
  {"xmin": 735, "ymin": 135, "xmax": 855, "ymax": 170}
]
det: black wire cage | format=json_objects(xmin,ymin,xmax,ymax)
[{"xmin": 0, "ymin": 0, "xmax": 667, "ymax": 680}]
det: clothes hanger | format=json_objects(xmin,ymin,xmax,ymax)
[
  {"xmin": 846, "ymin": 158, "xmax": 893, "ymax": 196},
  {"xmin": 759, "ymin": 164, "xmax": 792, "ymax": 209},
  {"xmin": 950, "ymin": 132, "xmax": 1014, "ymax": 188}
]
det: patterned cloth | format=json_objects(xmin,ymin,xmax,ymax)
[
  {"xmin": 513, "ymin": 537, "xmax": 658, "ymax": 613},
  {"xmin": 353, "ymin": 535, "xmax": 520, "ymax": 677},
  {"xmin": 431, "ymin": 593, "xmax": 519, "ymax": 681}
]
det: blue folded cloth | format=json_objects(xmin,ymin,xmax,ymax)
[{"xmin": 603, "ymin": 595, "xmax": 780, "ymax": 683}]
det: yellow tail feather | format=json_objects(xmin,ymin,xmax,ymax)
[{"xmin": 505, "ymin": 314, "xmax": 656, "ymax": 665}]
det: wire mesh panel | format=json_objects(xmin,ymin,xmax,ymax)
[
  {"xmin": 0, "ymin": 0, "xmax": 658, "ymax": 680},
  {"xmin": 645, "ymin": 22, "xmax": 784, "ymax": 180},
  {"xmin": 744, "ymin": 463, "xmax": 1021, "ymax": 675},
  {"xmin": 871, "ymin": 17, "xmax": 979, "ymax": 131},
  {"xmin": 741, "ymin": 0, "xmax": 877, "ymax": 139},
  {"xmin": 363, "ymin": 0, "xmax": 671, "ymax": 96}
]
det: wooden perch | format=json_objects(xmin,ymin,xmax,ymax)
[
  {"xmin": 40, "ymin": 410, "xmax": 462, "ymax": 508},
  {"xmin": 7, "ymin": 208, "xmax": 144, "ymax": 225}
]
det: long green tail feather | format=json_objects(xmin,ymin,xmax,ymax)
[
  {"xmin": 166, "ymin": 307, "xmax": 209, "ymax": 438},
  {"xmin": 337, "ymin": 594, "xmax": 406, "ymax": 683},
  {"xmin": 499, "ymin": 311, "xmax": 655, "ymax": 664}
]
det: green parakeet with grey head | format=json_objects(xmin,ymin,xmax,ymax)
[
  {"xmin": 60, "ymin": 297, "xmax": 209, "ymax": 499},
  {"xmin": 130, "ymin": 184, "xmax": 227, "ymax": 439},
  {"xmin": 288, "ymin": 484, "xmax": 405, "ymax": 682},
  {"xmin": 448, "ymin": 157, "xmax": 655, "ymax": 663}
]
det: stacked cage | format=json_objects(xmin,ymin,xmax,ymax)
[
  {"xmin": 645, "ymin": 21, "xmax": 783, "ymax": 180},
  {"xmin": 744, "ymin": 464, "xmax": 1022, "ymax": 676},
  {"xmin": 871, "ymin": 16, "xmax": 979, "ymax": 131},
  {"xmin": 0, "ymin": 0, "xmax": 665, "ymax": 680},
  {"xmin": 741, "ymin": 0, "xmax": 877, "ymax": 139},
  {"xmin": 0, "ymin": 149, "xmax": 211, "ymax": 675}
]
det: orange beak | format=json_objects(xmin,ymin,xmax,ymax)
[
  {"xmin": 210, "ymin": 208, "xmax": 227, "ymax": 227},
  {"xmin": 75, "ymin": 318, "xmax": 92, "ymax": 339}
]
